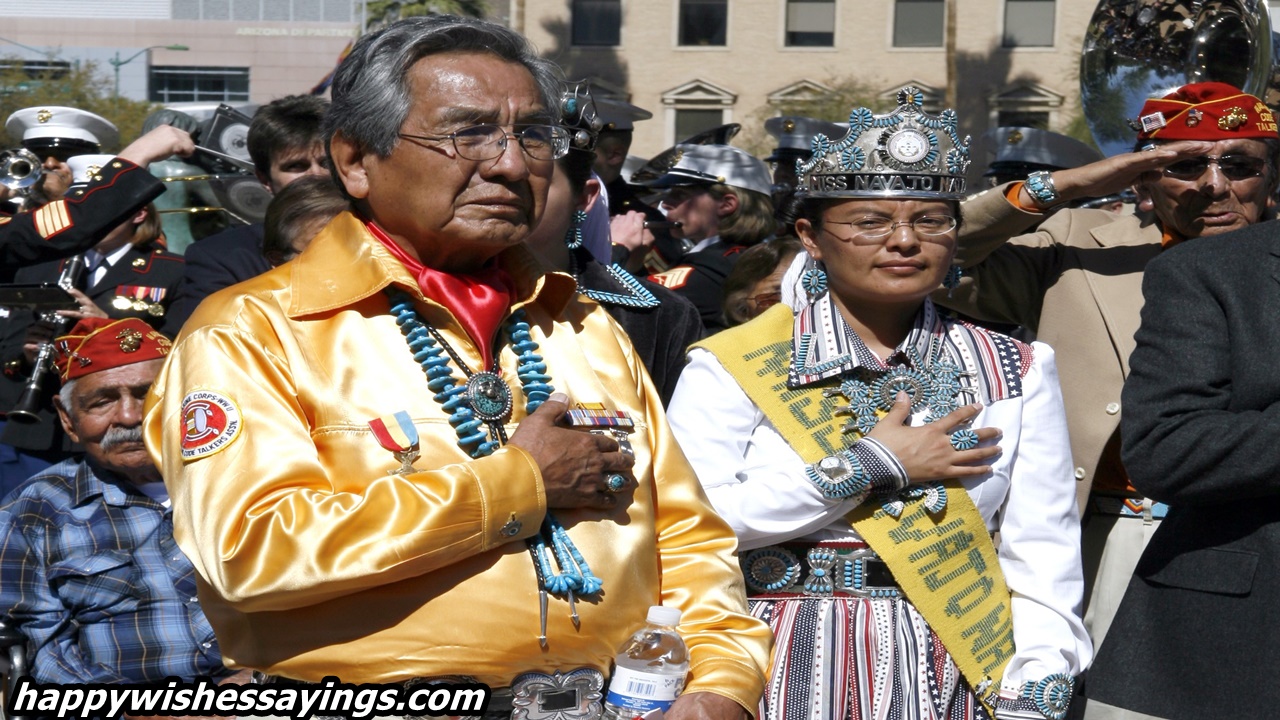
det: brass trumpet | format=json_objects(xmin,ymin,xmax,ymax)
[{"xmin": 0, "ymin": 147, "xmax": 43, "ymax": 195}]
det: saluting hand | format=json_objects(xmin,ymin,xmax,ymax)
[{"xmin": 1018, "ymin": 140, "xmax": 1216, "ymax": 209}]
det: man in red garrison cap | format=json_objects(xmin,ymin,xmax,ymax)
[
  {"xmin": 0, "ymin": 317, "xmax": 251, "ymax": 695},
  {"xmin": 933, "ymin": 81, "xmax": 1279, "ymax": 720}
]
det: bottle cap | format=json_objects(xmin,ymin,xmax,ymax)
[{"xmin": 646, "ymin": 605, "xmax": 682, "ymax": 626}]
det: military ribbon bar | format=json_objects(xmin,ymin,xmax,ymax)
[
  {"xmin": 118, "ymin": 285, "xmax": 167, "ymax": 302},
  {"xmin": 565, "ymin": 408, "xmax": 634, "ymax": 430},
  {"xmin": 368, "ymin": 411, "xmax": 419, "ymax": 453}
]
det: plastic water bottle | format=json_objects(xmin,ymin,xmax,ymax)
[{"xmin": 602, "ymin": 606, "xmax": 690, "ymax": 720}]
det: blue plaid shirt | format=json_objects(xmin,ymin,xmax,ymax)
[{"xmin": 0, "ymin": 458, "xmax": 232, "ymax": 683}]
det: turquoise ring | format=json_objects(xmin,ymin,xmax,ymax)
[
  {"xmin": 605, "ymin": 473, "xmax": 627, "ymax": 493},
  {"xmin": 950, "ymin": 428, "xmax": 980, "ymax": 451}
]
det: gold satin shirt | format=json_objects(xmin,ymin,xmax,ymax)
[{"xmin": 143, "ymin": 212, "xmax": 770, "ymax": 709}]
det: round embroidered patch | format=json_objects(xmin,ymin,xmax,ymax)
[{"xmin": 180, "ymin": 390, "xmax": 242, "ymax": 461}]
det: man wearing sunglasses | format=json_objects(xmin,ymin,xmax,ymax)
[
  {"xmin": 937, "ymin": 81, "xmax": 1279, "ymax": 720},
  {"xmin": 144, "ymin": 14, "xmax": 769, "ymax": 720}
]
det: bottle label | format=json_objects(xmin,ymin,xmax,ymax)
[{"xmin": 606, "ymin": 666, "xmax": 685, "ymax": 717}]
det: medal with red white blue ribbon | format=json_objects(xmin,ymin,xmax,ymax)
[{"xmin": 367, "ymin": 410, "xmax": 420, "ymax": 475}]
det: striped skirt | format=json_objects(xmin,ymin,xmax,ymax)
[{"xmin": 750, "ymin": 594, "xmax": 990, "ymax": 720}]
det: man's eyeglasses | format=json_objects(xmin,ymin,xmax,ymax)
[
  {"xmin": 398, "ymin": 124, "xmax": 570, "ymax": 162},
  {"xmin": 821, "ymin": 215, "xmax": 958, "ymax": 244},
  {"xmin": 1162, "ymin": 154, "xmax": 1268, "ymax": 181}
]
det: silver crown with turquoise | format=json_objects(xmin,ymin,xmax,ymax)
[{"xmin": 795, "ymin": 86, "xmax": 971, "ymax": 201}]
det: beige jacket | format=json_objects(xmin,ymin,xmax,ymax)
[{"xmin": 940, "ymin": 187, "xmax": 1164, "ymax": 510}]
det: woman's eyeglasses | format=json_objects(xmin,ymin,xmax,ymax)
[
  {"xmin": 1162, "ymin": 155, "xmax": 1267, "ymax": 181},
  {"xmin": 745, "ymin": 290, "xmax": 782, "ymax": 312},
  {"xmin": 821, "ymin": 215, "xmax": 958, "ymax": 244},
  {"xmin": 398, "ymin": 124, "xmax": 570, "ymax": 161}
]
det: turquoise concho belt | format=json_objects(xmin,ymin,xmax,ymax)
[{"xmin": 740, "ymin": 540, "xmax": 900, "ymax": 598}]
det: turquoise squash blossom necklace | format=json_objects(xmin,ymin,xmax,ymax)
[
  {"xmin": 825, "ymin": 335, "xmax": 977, "ymax": 518},
  {"xmin": 388, "ymin": 289, "xmax": 602, "ymax": 645}
]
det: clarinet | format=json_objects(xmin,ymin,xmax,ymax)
[{"xmin": 8, "ymin": 254, "xmax": 86, "ymax": 423}]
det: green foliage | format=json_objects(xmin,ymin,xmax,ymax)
[
  {"xmin": 0, "ymin": 56, "xmax": 158, "ymax": 153},
  {"xmin": 737, "ymin": 75, "xmax": 891, "ymax": 158},
  {"xmin": 1062, "ymin": 110, "xmax": 1101, "ymax": 152}
]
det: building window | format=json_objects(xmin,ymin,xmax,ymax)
[
  {"xmin": 674, "ymin": 109, "xmax": 725, "ymax": 140},
  {"xmin": 170, "ymin": 0, "xmax": 351, "ymax": 21},
  {"xmin": 150, "ymin": 66, "xmax": 250, "ymax": 103},
  {"xmin": 679, "ymin": 0, "xmax": 727, "ymax": 46},
  {"xmin": 786, "ymin": 0, "xmax": 835, "ymax": 47},
  {"xmin": 893, "ymin": 0, "xmax": 943, "ymax": 47},
  {"xmin": 1003, "ymin": 0, "xmax": 1054, "ymax": 47},
  {"xmin": 572, "ymin": 0, "xmax": 621, "ymax": 46},
  {"xmin": 173, "ymin": 0, "xmax": 200, "ymax": 19},
  {"xmin": 996, "ymin": 110, "xmax": 1050, "ymax": 129},
  {"xmin": 0, "ymin": 60, "xmax": 72, "ymax": 80}
]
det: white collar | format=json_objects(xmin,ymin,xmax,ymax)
[
  {"xmin": 688, "ymin": 235, "xmax": 720, "ymax": 254},
  {"xmin": 86, "ymin": 242, "xmax": 134, "ymax": 271}
]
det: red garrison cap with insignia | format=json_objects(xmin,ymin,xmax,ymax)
[
  {"xmin": 53, "ymin": 317, "xmax": 171, "ymax": 383},
  {"xmin": 1136, "ymin": 82, "xmax": 1278, "ymax": 142}
]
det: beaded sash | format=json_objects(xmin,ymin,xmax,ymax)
[{"xmin": 694, "ymin": 304, "xmax": 1014, "ymax": 712}]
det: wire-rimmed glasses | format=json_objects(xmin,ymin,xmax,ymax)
[
  {"xmin": 398, "ymin": 124, "xmax": 570, "ymax": 161},
  {"xmin": 821, "ymin": 215, "xmax": 958, "ymax": 244}
]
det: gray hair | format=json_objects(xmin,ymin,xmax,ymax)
[
  {"xmin": 323, "ymin": 15, "xmax": 564, "ymax": 158},
  {"xmin": 56, "ymin": 378, "xmax": 78, "ymax": 415}
]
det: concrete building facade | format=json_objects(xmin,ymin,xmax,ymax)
[
  {"xmin": 515, "ymin": 0, "xmax": 1101, "ymax": 159},
  {"xmin": 2, "ymin": 0, "xmax": 1114, "ymax": 161},
  {"xmin": 0, "ymin": 0, "xmax": 356, "ymax": 105}
]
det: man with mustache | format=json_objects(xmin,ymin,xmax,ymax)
[
  {"xmin": 938, "ymin": 81, "xmax": 1280, "ymax": 720},
  {"xmin": 0, "ymin": 317, "xmax": 245, "ymax": 690}
]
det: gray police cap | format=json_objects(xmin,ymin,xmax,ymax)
[
  {"xmin": 983, "ymin": 127, "xmax": 1102, "ymax": 175},
  {"xmin": 595, "ymin": 97, "xmax": 653, "ymax": 132},
  {"xmin": 638, "ymin": 143, "xmax": 774, "ymax": 197},
  {"xmin": 765, "ymin": 116, "xmax": 846, "ymax": 160}
]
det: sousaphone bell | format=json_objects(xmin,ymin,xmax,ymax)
[{"xmin": 1080, "ymin": 0, "xmax": 1279, "ymax": 157}]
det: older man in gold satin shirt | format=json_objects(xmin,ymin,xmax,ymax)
[{"xmin": 142, "ymin": 15, "xmax": 769, "ymax": 720}]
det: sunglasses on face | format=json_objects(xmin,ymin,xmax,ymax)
[{"xmin": 1162, "ymin": 154, "xmax": 1268, "ymax": 181}]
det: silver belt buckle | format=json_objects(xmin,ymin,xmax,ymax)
[
  {"xmin": 512, "ymin": 668, "xmax": 605, "ymax": 720},
  {"xmin": 832, "ymin": 547, "xmax": 896, "ymax": 598}
]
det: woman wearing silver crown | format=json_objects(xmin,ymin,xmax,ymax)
[{"xmin": 668, "ymin": 88, "xmax": 1090, "ymax": 720}]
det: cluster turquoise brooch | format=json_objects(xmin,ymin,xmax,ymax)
[
  {"xmin": 824, "ymin": 347, "xmax": 975, "ymax": 435},
  {"xmin": 824, "ymin": 346, "xmax": 977, "ymax": 517}
]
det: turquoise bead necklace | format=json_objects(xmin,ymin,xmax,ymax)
[{"xmin": 389, "ymin": 289, "xmax": 602, "ymax": 643}]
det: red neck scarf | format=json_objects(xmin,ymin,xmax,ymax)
[{"xmin": 367, "ymin": 221, "xmax": 514, "ymax": 369}]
